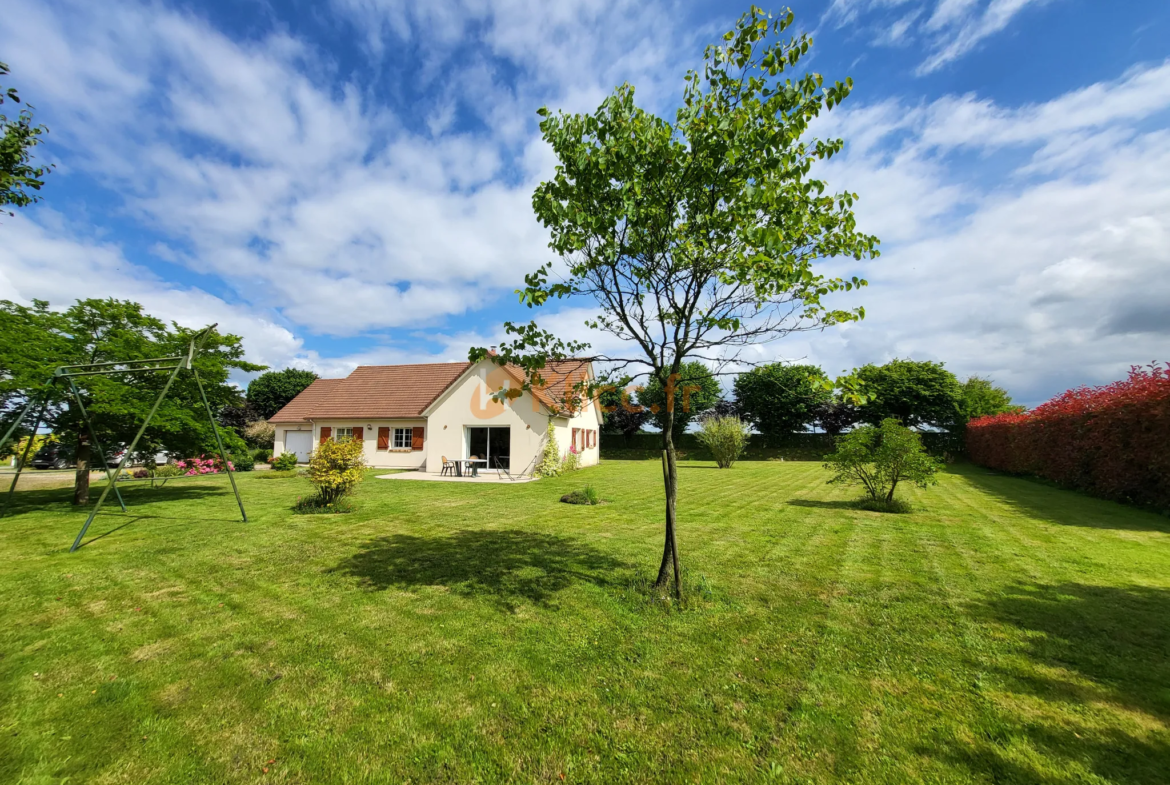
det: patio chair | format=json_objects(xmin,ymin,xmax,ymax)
[{"xmin": 440, "ymin": 456, "xmax": 453, "ymax": 477}]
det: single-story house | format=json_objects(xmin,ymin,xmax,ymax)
[{"xmin": 269, "ymin": 356, "xmax": 601, "ymax": 475}]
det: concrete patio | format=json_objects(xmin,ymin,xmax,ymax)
[{"xmin": 376, "ymin": 471, "xmax": 536, "ymax": 484}]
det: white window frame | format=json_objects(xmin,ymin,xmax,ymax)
[
  {"xmin": 334, "ymin": 427, "xmax": 354, "ymax": 442},
  {"xmin": 393, "ymin": 427, "xmax": 412, "ymax": 449}
]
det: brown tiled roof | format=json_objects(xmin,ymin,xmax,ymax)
[
  {"xmin": 268, "ymin": 378, "xmax": 345, "ymax": 423},
  {"xmin": 267, "ymin": 358, "xmax": 594, "ymax": 423},
  {"xmin": 500, "ymin": 359, "xmax": 594, "ymax": 413},
  {"xmin": 268, "ymin": 362, "xmax": 470, "ymax": 422}
]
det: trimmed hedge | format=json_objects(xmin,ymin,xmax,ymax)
[{"xmin": 967, "ymin": 364, "xmax": 1170, "ymax": 510}]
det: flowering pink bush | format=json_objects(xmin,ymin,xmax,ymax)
[
  {"xmin": 175, "ymin": 455, "xmax": 235, "ymax": 476},
  {"xmin": 968, "ymin": 363, "xmax": 1170, "ymax": 508}
]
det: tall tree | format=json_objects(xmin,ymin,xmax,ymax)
[
  {"xmin": 0, "ymin": 300, "xmax": 68, "ymax": 421},
  {"xmin": 638, "ymin": 361, "xmax": 721, "ymax": 441},
  {"xmin": 854, "ymin": 359, "xmax": 963, "ymax": 431},
  {"xmin": 0, "ymin": 299, "xmax": 263, "ymax": 503},
  {"xmin": 246, "ymin": 368, "xmax": 318, "ymax": 420},
  {"xmin": 0, "ymin": 61, "xmax": 52, "ymax": 216},
  {"xmin": 473, "ymin": 7, "xmax": 878, "ymax": 596},
  {"xmin": 597, "ymin": 374, "xmax": 650, "ymax": 445},
  {"xmin": 813, "ymin": 398, "xmax": 860, "ymax": 436},
  {"xmin": 734, "ymin": 363, "xmax": 831, "ymax": 440},
  {"xmin": 959, "ymin": 376, "xmax": 1022, "ymax": 421}
]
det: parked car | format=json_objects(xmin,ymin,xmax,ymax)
[
  {"xmin": 31, "ymin": 442, "xmax": 74, "ymax": 470},
  {"xmin": 29, "ymin": 441, "xmax": 141, "ymax": 470}
]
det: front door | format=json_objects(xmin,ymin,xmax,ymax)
[{"xmin": 466, "ymin": 427, "xmax": 511, "ymax": 472}]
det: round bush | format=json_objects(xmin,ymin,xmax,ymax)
[{"xmin": 272, "ymin": 452, "xmax": 299, "ymax": 472}]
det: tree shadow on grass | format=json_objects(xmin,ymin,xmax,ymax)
[
  {"xmin": 929, "ymin": 582, "xmax": 1170, "ymax": 784},
  {"xmin": 953, "ymin": 464, "xmax": 1170, "ymax": 533},
  {"xmin": 330, "ymin": 529, "xmax": 632, "ymax": 611},
  {"xmin": 0, "ymin": 483, "xmax": 239, "ymax": 518},
  {"xmin": 786, "ymin": 499, "xmax": 867, "ymax": 510}
]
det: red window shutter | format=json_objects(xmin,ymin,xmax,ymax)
[
  {"xmin": 353, "ymin": 426, "xmax": 363, "ymax": 443},
  {"xmin": 572, "ymin": 428, "xmax": 580, "ymax": 450},
  {"xmin": 319, "ymin": 427, "xmax": 331, "ymax": 444},
  {"xmin": 377, "ymin": 427, "xmax": 390, "ymax": 450},
  {"xmin": 411, "ymin": 426, "xmax": 424, "ymax": 451}
]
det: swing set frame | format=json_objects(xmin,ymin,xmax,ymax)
[{"xmin": 0, "ymin": 324, "xmax": 247, "ymax": 551}]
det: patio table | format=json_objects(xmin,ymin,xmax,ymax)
[{"xmin": 454, "ymin": 459, "xmax": 488, "ymax": 477}]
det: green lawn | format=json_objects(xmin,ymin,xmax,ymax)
[{"xmin": 1, "ymin": 461, "xmax": 1168, "ymax": 784}]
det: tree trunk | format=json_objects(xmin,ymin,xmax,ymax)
[
  {"xmin": 73, "ymin": 433, "xmax": 91, "ymax": 506},
  {"xmin": 654, "ymin": 426, "xmax": 682, "ymax": 598}
]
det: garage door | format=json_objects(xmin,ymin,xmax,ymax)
[{"xmin": 284, "ymin": 431, "xmax": 313, "ymax": 463}]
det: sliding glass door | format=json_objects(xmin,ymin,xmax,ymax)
[{"xmin": 466, "ymin": 427, "xmax": 511, "ymax": 471}]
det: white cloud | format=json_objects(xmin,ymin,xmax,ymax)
[
  {"xmin": 822, "ymin": 0, "xmax": 1059, "ymax": 73},
  {"xmin": 0, "ymin": 0, "xmax": 712, "ymax": 340},
  {"xmin": 918, "ymin": 0, "xmax": 1055, "ymax": 73},
  {"xmin": 803, "ymin": 65, "xmax": 1170, "ymax": 405}
]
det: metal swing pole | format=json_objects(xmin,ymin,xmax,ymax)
[
  {"xmin": 66, "ymin": 377, "xmax": 127, "ymax": 514},
  {"xmin": 192, "ymin": 366, "xmax": 247, "ymax": 523},
  {"xmin": 70, "ymin": 361, "xmax": 184, "ymax": 552},
  {"xmin": 2, "ymin": 394, "xmax": 51, "ymax": 516},
  {"xmin": 185, "ymin": 325, "xmax": 246, "ymax": 523}
]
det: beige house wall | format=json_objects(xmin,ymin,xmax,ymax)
[
  {"xmin": 423, "ymin": 359, "xmax": 549, "ymax": 474},
  {"xmin": 550, "ymin": 399, "xmax": 603, "ymax": 468}
]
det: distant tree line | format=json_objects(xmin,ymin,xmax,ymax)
[{"xmin": 599, "ymin": 358, "xmax": 1020, "ymax": 445}]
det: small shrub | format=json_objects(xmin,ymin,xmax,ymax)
[
  {"xmin": 131, "ymin": 468, "xmax": 151, "ymax": 479},
  {"xmin": 307, "ymin": 438, "xmax": 366, "ymax": 504},
  {"xmin": 560, "ymin": 485, "xmax": 601, "ymax": 505},
  {"xmin": 535, "ymin": 422, "xmax": 562, "ymax": 478},
  {"xmin": 153, "ymin": 463, "xmax": 182, "ymax": 478},
  {"xmin": 561, "ymin": 444, "xmax": 581, "ymax": 472},
  {"xmin": 232, "ymin": 451, "xmax": 255, "ymax": 472},
  {"xmin": 695, "ymin": 415, "xmax": 750, "ymax": 468},
  {"xmin": 272, "ymin": 452, "xmax": 299, "ymax": 471},
  {"xmin": 252, "ymin": 448, "xmax": 270, "ymax": 464},
  {"xmin": 823, "ymin": 418, "xmax": 941, "ymax": 505},
  {"xmin": 292, "ymin": 495, "xmax": 354, "ymax": 515}
]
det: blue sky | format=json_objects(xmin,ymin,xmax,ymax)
[{"xmin": 1, "ymin": 0, "xmax": 1167, "ymax": 406}]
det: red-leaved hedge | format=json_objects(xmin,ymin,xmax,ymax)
[{"xmin": 967, "ymin": 363, "xmax": 1170, "ymax": 509}]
